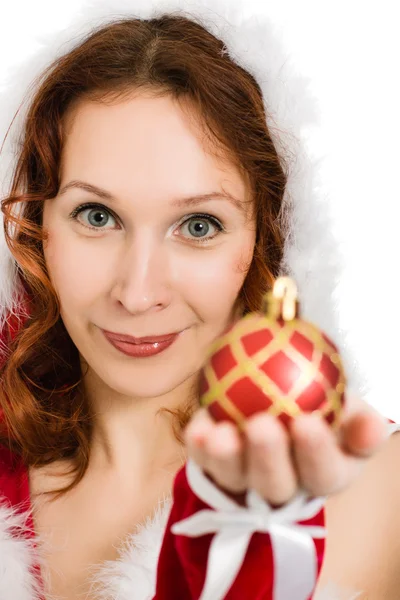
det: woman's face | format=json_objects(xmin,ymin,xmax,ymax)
[{"xmin": 42, "ymin": 92, "xmax": 256, "ymax": 399}]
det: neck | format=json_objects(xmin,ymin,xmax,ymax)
[{"xmin": 82, "ymin": 368, "xmax": 196, "ymax": 481}]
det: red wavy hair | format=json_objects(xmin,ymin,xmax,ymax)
[{"xmin": 0, "ymin": 14, "xmax": 291, "ymax": 496}]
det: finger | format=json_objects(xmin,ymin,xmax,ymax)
[
  {"xmin": 341, "ymin": 409, "xmax": 387, "ymax": 458},
  {"xmin": 290, "ymin": 412, "xmax": 364, "ymax": 497},
  {"xmin": 184, "ymin": 407, "xmax": 216, "ymax": 470},
  {"xmin": 244, "ymin": 412, "xmax": 298, "ymax": 506},
  {"xmin": 202, "ymin": 420, "xmax": 246, "ymax": 493}
]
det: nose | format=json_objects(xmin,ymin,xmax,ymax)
[{"xmin": 110, "ymin": 234, "xmax": 173, "ymax": 315}]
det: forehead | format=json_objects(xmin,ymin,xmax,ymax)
[{"xmin": 60, "ymin": 93, "xmax": 251, "ymax": 208}]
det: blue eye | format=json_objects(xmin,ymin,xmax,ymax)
[
  {"xmin": 69, "ymin": 204, "xmax": 225, "ymax": 243},
  {"xmin": 69, "ymin": 203, "xmax": 118, "ymax": 230},
  {"xmin": 179, "ymin": 214, "xmax": 224, "ymax": 243}
]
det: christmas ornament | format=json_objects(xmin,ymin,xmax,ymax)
[{"xmin": 199, "ymin": 277, "xmax": 346, "ymax": 430}]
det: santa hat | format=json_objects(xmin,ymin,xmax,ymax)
[{"xmin": 0, "ymin": 0, "xmax": 383, "ymax": 416}]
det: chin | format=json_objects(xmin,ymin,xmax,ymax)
[{"xmin": 102, "ymin": 365, "xmax": 200, "ymax": 401}]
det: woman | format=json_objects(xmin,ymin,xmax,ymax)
[{"xmin": 0, "ymin": 2, "xmax": 395, "ymax": 599}]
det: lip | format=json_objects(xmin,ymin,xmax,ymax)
[
  {"xmin": 102, "ymin": 329, "xmax": 179, "ymax": 344},
  {"xmin": 101, "ymin": 329, "xmax": 181, "ymax": 358}
]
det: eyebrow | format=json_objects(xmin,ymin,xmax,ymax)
[{"xmin": 58, "ymin": 180, "xmax": 246, "ymax": 213}]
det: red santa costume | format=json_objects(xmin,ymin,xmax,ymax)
[{"xmin": 0, "ymin": 1, "xmax": 397, "ymax": 599}]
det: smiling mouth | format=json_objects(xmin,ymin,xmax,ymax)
[
  {"xmin": 102, "ymin": 330, "xmax": 180, "ymax": 344},
  {"xmin": 101, "ymin": 329, "xmax": 182, "ymax": 358}
]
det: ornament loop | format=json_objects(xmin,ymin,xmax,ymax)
[
  {"xmin": 262, "ymin": 276, "xmax": 299, "ymax": 321},
  {"xmin": 273, "ymin": 277, "xmax": 298, "ymax": 321}
]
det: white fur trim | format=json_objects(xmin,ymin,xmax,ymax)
[
  {"xmin": 0, "ymin": 494, "xmax": 363, "ymax": 600},
  {"xmin": 0, "ymin": 495, "xmax": 172, "ymax": 600},
  {"xmin": 0, "ymin": 502, "xmax": 44, "ymax": 600},
  {"xmin": 88, "ymin": 496, "xmax": 172, "ymax": 600},
  {"xmin": 0, "ymin": 491, "xmax": 367, "ymax": 600}
]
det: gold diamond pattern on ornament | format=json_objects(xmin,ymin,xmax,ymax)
[{"xmin": 200, "ymin": 277, "xmax": 346, "ymax": 431}]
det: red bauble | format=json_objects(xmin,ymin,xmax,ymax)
[{"xmin": 199, "ymin": 278, "xmax": 346, "ymax": 430}]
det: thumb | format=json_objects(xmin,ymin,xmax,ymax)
[{"xmin": 341, "ymin": 410, "xmax": 388, "ymax": 457}]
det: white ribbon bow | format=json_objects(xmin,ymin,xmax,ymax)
[{"xmin": 171, "ymin": 458, "xmax": 326, "ymax": 600}]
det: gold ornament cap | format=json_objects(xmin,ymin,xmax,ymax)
[{"xmin": 262, "ymin": 276, "xmax": 300, "ymax": 321}]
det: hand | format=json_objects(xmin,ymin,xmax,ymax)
[{"xmin": 184, "ymin": 395, "xmax": 388, "ymax": 506}]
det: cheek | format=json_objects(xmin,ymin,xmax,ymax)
[
  {"xmin": 43, "ymin": 225, "xmax": 109, "ymax": 309},
  {"xmin": 182, "ymin": 241, "xmax": 254, "ymax": 315}
]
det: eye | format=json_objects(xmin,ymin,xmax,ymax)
[
  {"xmin": 178, "ymin": 214, "xmax": 224, "ymax": 243},
  {"xmin": 69, "ymin": 203, "xmax": 119, "ymax": 230}
]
